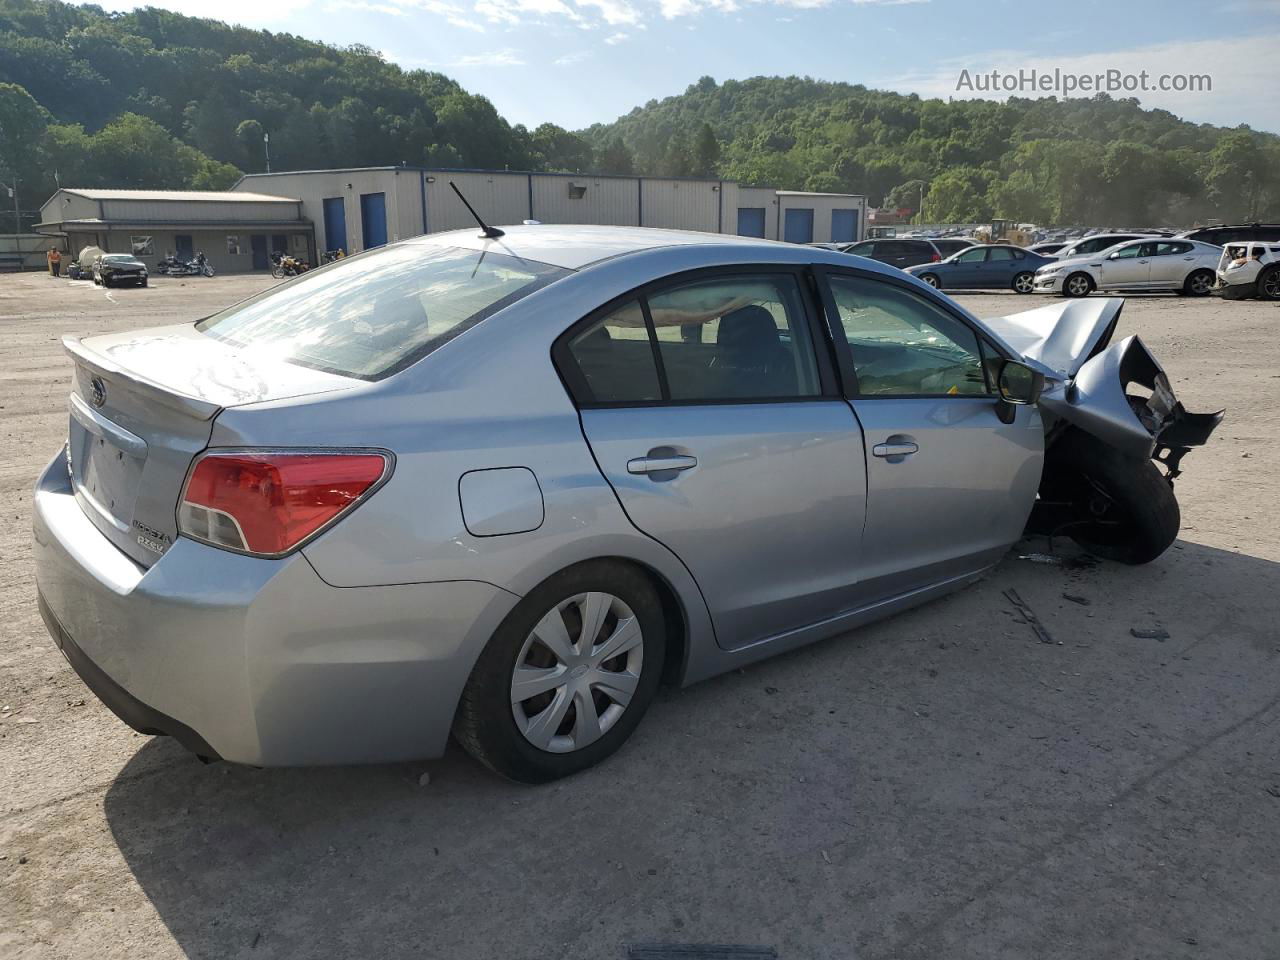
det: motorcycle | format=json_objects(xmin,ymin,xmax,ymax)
[
  {"xmin": 155, "ymin": 252, "xmax": 215, "ymax": 277},
  {"xmin": 270, "ymin": 252, "xmax": 310, "ymax": 278}
]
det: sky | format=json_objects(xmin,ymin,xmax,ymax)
[{"xmin": 76, "ymin": 0, "xmax": 1280, "ymax": 133}]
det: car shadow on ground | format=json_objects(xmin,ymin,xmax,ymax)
[{"xmin": 102, "ymin": 538, "xmax": 1280, "ymax": 960}]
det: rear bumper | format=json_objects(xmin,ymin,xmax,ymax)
[
  {"xmin": 39, "ymin": 592, "xmax": 222, "ymax": 759},
  {"xmin": 32, "ymin": 451, "xmax": 520, "ymax": 765}
]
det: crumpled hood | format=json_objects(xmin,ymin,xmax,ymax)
[{"xmin": 982, "ymin": 298, "xmax": 1123, "ymax": 379}]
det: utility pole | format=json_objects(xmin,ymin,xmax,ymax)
[
  {"xmin": 2, "ymin": 179, "xmax": 20, "ymax": 270},
  {"xmin": 918, "ymin": 181, "xmax": 925, "ymax": 227},
  {"xmin": 263, "ymin": 132, "xmax": 271, "ymax": 174}
]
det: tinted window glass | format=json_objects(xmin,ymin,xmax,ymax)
[
  {"xmin": 199, "ymin": 243, "xmax": 568, "ymax": 380},
  {"xmin": 648, "ymin": 275, "xmax": 820, "ymax": 401},
  {"xmin": 827, "ymin": 275, "xmax": 989, "ymax": 397},
  {"xmin": 846, "ymin": 242, "xmax": 875, "ymax": 256},
  {"xmin": 1156, "ymin": 241, "xmax": 1193, "ymax": 255},
  {"xmin": 566, "ymin": 300, "xmax": 662, "ymax": 404},
  {"xmin": 987, "ymin": 247, "xmax": 1016, "ymax": 261},
  {"xmin": 955, "ymin": 247, "xmax": 987, "ymax": 263}
]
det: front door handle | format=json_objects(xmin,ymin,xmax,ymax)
[
  {"xmin": 872, "ymin": 438, "xmax": 919, "ymax": 459},
  {"xmin": 627, "ymin": 454, "xmax": 697, "ymax": 475}
]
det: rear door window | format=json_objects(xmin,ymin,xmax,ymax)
[
  {"xmin": 198, "ymin": 243, "xmax": 568, "ymax": 380},
  {"xmin": 560, "ymin": 273, "xmax": 823, "ymax": 405}
]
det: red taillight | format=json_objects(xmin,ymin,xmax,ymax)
[
  {"xmin": 179, "ymin": 452, "xmax": 388, "ymax": 556},
  {"xmin": 931, "ymin": 252, "xmax": 941, "ymax": 261}
]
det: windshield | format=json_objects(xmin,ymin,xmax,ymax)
[
  {"xmin": 103, "ymin": 255, "xmax": 139, "ymax": 262},
  {"xmin": 198, "ymin": 243, "xmax": 569, "ymax": 380}
]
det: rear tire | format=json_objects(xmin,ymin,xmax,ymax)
[
  {"xmin": 919, "ymin": 273, "xmax": 940, "ymax": 288},
  {"xmin": 1012, "ymin": 271, "xmax": 1034, "ymax": 294},
  {"xmin": 1063, "ymin": 272, "xmax": 1094, "ymax": 298},
  {"xmin": 454, "ymin": 560, "xmax": 666, "ymax": 783},
  {"xmin": 1258, "ymin": 265, "xmax": 1280, "ymax": 301},
  {"xmin": 1184, "ymin": 269, "xmax": 1214, "ymax": 297},
  {"xmin": 1041, "ymin": 431, "xmax": 1180, "ymax": 565}
]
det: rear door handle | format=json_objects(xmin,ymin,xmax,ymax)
[
  {"xmin": 872, "ymin": 439, "xmax": 919, "ymax": 458},
  {"xmin": 627, "ymin": 455, "xmax": 697, "ymax": 475}
]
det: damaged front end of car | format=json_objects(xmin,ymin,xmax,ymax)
[{"xmin": 984, "ymin": 298, "xmax": 1224, "ymax": 563}]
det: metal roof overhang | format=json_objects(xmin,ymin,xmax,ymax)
[{"xmin": 35, "ymin": 218, "xmax": 314, "ymax": 234}]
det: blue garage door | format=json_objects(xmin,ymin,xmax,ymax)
[
  {"xmin": 250, "ymin": 234, "xmax": 268, "ymax": 271},
  {"xmin": 783, "ymin": 208, "xmax": 814, "ymax": 244},
  {"xmin": 737, "ymin": 207, "xmax": 767, "ymax": 238},
  {"xmin": 322, "ymin": 197, "xmax": 347, "ymax": 254},
  {"xmin": 360, "ymin": 192, "xmax": 388, "ymax": 250},
  {"xmin": 831, "ymin": 208, "xmax": 859, "ymax": 243},
  {"xmin": 174, "ymin": 234, "xmax": 194, "ymax": 259}
]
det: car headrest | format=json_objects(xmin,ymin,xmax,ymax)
[{"xmin": 716, "ymin": 305, "xmax": 779, "ymax": 350}]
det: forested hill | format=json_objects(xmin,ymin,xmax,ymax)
[
  {"xmin": 582, "ymin": 75, "xmax": 1280, "ymax": 225},
  {"xmin": 0, "ymin": 0, "xmax": 609, "ymax": 205},
  {"xmin": 1, "ymin": 0, "xmax": 1277, "ymax": 226}
]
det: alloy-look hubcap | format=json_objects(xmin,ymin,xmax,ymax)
[
  {"xmin": 1015, "ymin": 274, "xmax": 1033, "ymax": 293},
  {"xmin": 510, "ymin": 592, "xmax": 644, "ymax": 754}
]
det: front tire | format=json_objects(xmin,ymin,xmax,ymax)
[
  {"xmin": 1184, "ymin": 269, "xmax": 1214, "ymax": 297},
  {"xmin": 1041, "ymin": 431, "xmax": 1180, "ymax": 565},
  {"xmin": 1012, "ymin": 271, "xmax": 1035, "ymax": 294},
  {"xmin": 454, "ymin": 560, "xmax": 666, "ymax": 782},
  {"xmin": 1063, "ymin": 272, "xmax": 1094, "ymax": 298}
]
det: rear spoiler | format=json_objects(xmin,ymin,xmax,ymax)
[{"xmin": 62, "ymin": 336, "xmax": 222, "ymax": 421}]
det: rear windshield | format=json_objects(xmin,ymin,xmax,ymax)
[{"xmin": 197, "ymin": 243, "xmax": 569, "ymax": 380}]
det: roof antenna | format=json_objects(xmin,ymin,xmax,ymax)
[{"xmin": 449, "ymin": 181, "xmax": 504, "ymax": 239}]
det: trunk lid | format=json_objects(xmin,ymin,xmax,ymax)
[
  {"xmin": 981, "ymin": 297, "xmax": 1124, "ymax": 378},
  {"xmin": 64, "ymin": 324, "xmax": 356, "ymax": 566}
]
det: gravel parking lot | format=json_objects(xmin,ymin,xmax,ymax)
[{"xmin": 2, "ymin": 271, "xmax": 1278, "ymax": 960}]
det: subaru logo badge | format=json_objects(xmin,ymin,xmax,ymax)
[{"xmin": 89, "ymin": 376, "xmax": 107, "ymax": 408}]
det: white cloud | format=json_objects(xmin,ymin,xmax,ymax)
[
  {"xmin": 413, "ymin": 46, "xmax": 527, "ymax": 65},
  {"xmin": 474, "ymin": 0, "xmax": 581, "ymax": 24},
  {"xmin": 574, "ymin": 0, "xmax": 642, "ymax": 24},
  {"xmin": 892, "ymin": 34, "xmax": 1280, "ymax": 134},
  {"xmin": 554, "ymin": 50, "xmax": 593, "ymax": 64},
  {"xmin": 603, "ymin": 30, "xmax": 628, "ymax": 42}
]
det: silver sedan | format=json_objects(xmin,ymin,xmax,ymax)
[{"xmin": 33, "ymin": 225, "xmax": 1221, "ymax": 781}]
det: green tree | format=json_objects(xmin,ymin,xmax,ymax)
[{"xmin": 692, "ymin": 122, "xmax": 720, "ymax": 177}]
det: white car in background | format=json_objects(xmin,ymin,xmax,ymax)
[
  {"xmin": 1034, "ymin": 238, "xmax": 1221, "ymax": 298},
  {"xmin": 1044, "ymin": 232, "xmax": 1155, "ymax": 261},
  {"xmin": 1216, "ymin": 242, "xmax": 1280, "ymax": 300}
]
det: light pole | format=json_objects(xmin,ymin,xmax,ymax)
[
  {"xmin": 1, "ymin": 179, "xmax": 20, "ymax": 270},
  {"xmin": 918, "ymin": 181, "xmax": 925, "ymax": 227},
  {"xmin": 263, "ymin": 132, "xmax": 271, "ymax": 174}
]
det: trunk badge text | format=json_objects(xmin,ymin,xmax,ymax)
[
  {"xmin": 89, "ymin": 376, "xmax": 107, "ymax": 408},
  {"xmin": 133, "ymin": 520, "xmax": 171, "ymax": 556}
]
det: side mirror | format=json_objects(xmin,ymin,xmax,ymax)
[{"xmin": 997, "ymin": 359, "xmax": 1044, "ymax": 405}]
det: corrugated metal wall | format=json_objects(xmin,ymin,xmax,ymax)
[
  {"xmin": 425, "ymin": 172, "xmax": 530, "ymax": 233},
  {"xmin": 532, "ymin": 175, "xmax": 638, "ymax": 226},
  {"xmin": 640, "ymin": 178, "xmax": 723, "ymax": 232},
  {"xmin": 98, "ymin": 198, "xmax": 300, "ymax": 222},
  {"xmin": 41, "ymin": 191, "xmax": 99, "ymax": 223}
]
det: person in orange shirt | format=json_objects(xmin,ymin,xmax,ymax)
[{"xmin": 48, "ymin": 247, "xmax": 61, "ymax": 277}]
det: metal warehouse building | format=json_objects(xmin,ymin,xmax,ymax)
[
  {"xmin": 35, "ymin": 171, "xmax": 864, "ymax": 273},
  {"xmin": 34, "ymin": 189, "xmax": 315, "ymax": 272},
  {"xmin": 236, "ymin": 167, "xmax": 865, "ymax": 261}
]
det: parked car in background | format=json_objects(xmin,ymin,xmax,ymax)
[
  {"xmin": 841, "ymin": 237, "xmax": 941, "ymax": 270},
  {"xmin": 1178, "ymin": 223, "xmax": 1280, "ymax": 246},
  {"xmin": 1034, "ymin": 238, "xmax": 1221, "ymax": 297},
  {"xmin": 32, "ymin": 224, "xmax": 1220, "ymax": 782},
  {"xmin": 1047, "ymin": 232, "xmax": 1155, "ymax": 261},
  {"xmin": 1215, "ymin": 242, "xmax": 1280, "ymax": 300},
  {"xmin": 906, "ymin": 243, "xmax": 1054, "ymax": 293},
  {"xmin": 1030, "ymin": 242, "xmax": 1067, "ymax": 256},
  {"xmin": 931, "ymin": 237, "xmax": 977, "ymax": 258},
  {"xmin": 92, "ymin": 254, "xmax": 148, "ymax": 288}
]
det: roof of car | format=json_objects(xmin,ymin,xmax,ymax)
[{"xmin": 411, "ymin": 224, "xmax": 797, "ymax": 270}]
